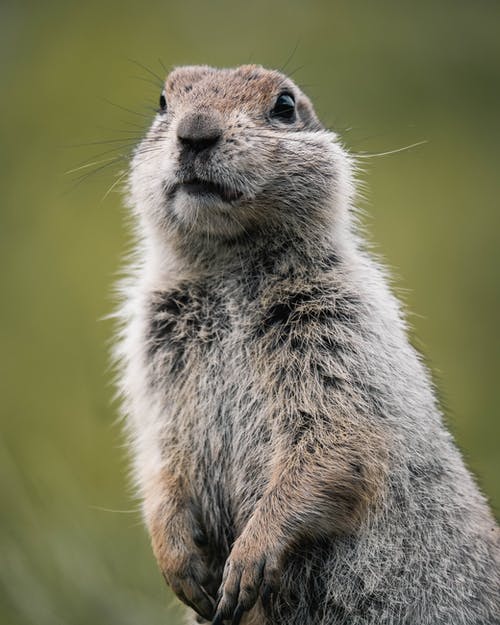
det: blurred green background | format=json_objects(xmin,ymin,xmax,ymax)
[{"xmin": 1, "ymin": 1, "xmax": 499, "ymax": 623}]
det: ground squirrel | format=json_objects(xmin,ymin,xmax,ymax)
[{"xmin": 114, "ymin": 65, "xmax": 500, "ymax": 624}]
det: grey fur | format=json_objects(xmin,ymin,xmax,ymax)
[{"xmin": 114, "ymin": 65, "xmax": 500, "ymax": 625}]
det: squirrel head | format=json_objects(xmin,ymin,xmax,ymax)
[{"xmin": 129, "ymin": 65, "xmax": 354, "ymax": 245}]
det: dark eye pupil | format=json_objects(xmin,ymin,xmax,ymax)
[
  {"xmin": 271, "ymin": 93, "xmax": 295, "ymax": 120},
  {"xmin": 159, "ymin": 93, "xmax": 167, "ymax": 112}
]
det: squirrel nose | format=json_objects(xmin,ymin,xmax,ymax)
[{"xmin": 177, "ymin": 111, "xmax": 222, "ymax": 154}]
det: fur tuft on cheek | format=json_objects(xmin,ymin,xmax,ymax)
[{"xmin": 129, "ymin": 121, "xmax": 354, "ymax": 248}]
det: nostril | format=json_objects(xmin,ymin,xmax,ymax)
[
  {"xmin": 177, "ymin": 112, "xmax": 223, "ymax": 154},
  {"xmin": 178, "ymin": 132, "xmax": 221, "ymax": 153}
]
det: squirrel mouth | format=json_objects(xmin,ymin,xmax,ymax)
[{"xmin": 180, "ymin": 178, "xmax": 243, "ymax": 203}]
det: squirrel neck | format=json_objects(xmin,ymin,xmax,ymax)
[{"xmin": 143, "ymin": 216, "xmax": 354, "ymax": 290}]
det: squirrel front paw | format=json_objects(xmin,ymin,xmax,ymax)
[
  {"xmin": 149, "ymin": 504, "xmax": 216, "ymax": 620},
  {"xmin": 212, "ymin": 528, "xmax": 283, "ymax": 625}
]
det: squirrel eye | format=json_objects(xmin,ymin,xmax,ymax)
[
  {"xmin": 158, "ymin": 90, "xmax": 167, "ymax": 113},
  {"xmin": 270, "ymin": 92, "xmax": 296, "ymax": 121}
]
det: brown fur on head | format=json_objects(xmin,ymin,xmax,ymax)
[
  {"xmin": 165, "ymin": 64, "xmax": 322, "ymax": 130},
  {"xmin": 129, "ymin": 65, "xmax": 354, "ymax": 242}
]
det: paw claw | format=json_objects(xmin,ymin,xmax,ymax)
[
  {"xmin": 216, "ymin": 550, "xmax": 279, "ymax": 621},
  {"xmin": 211, "ymin": 611, "xmax": 223, "ymax": 625},
  {"xmin": 260, "ymin": 583, "xmax": 271, "ymax": 610},
  {"xmin": 232, "ymin": 604, "xmax": 245, "ymax": 625},
  {"xmin": 169, "ymin": 576, "xmax": 214, "ymax": 620}
]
